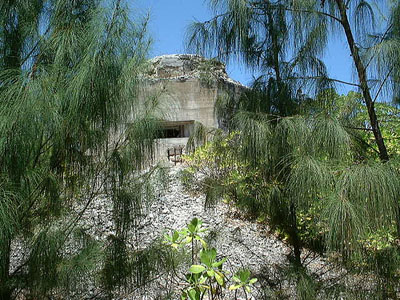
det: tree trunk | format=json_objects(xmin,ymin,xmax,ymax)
[
  {"xmin": 335, "ymin": 0, "xmax": 389, "ymax": 161},
  {"xmin": 289, "ymin": 203, "xmax": 301, "ymax": 266},
  {"xmin": 396, "ymin": 205, "xmax": 400, "ymax": 238},
  {"xmin": 0, "ymin": 238, "xmax": 12, "ymax": 300},
  {"xmin": 0, "ymin": 290, "xmax": 12, "ymax": 300}
]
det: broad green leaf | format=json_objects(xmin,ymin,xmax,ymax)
[
  {"xmin": 191, "ymin": 218, "xmax": 199, "ymax": 228},
  {"xmin": 239, "ymin": 269, "xmax": 251, "ymax": 282},
  {"xmin": 172, "ymin": 230, "xmax": 180, "ymax": 242},
  {"xmin": 215, "ymin": 271, "xmax": 224, "ymax": 286},
  {"xmin": 249, "ymin": 278, "xmax": 258, "ymax": 284},
  {"xmin": 188, "ymin": 223, "xmax": 196, "ymax": 233},
  {"xmin": 163, "ymin": 234, "xmax": 171, "ymax": 242},
  {"xmin": 210, "ymin": 248, "xmax": 217, "ymax": 260},
  {"xmin": 229, "ymin": 284, "xmax": 242, "ymax": 290},
  {"xmin": 207, "ymin": 269, "xmax": 215, "ymax": 277},
  {"xmin": 195, "ymin": 236, "xmax": 208, "ymax": 249},
  {"xmin": 180, "ymin": 229, "xmax": 189, "ymax": 235},
  {"xmin": 189, "ymin": 265, "xmax": 205, "ymax": 274},
  {"xmin": 200, "ymin": 248, "xmax": 218, "ymax": 267},
  {"xmin": 200, "ymin": 238, "xmax": 208, "ymax": 249},
  {"xmin": 233, "ymin": 276, "xmax": 241, "ymax": 283},
  {"xmin": 200, "ymin": 250, "xmax": 212, "ymax": 267},
  {"xmin": 212, "ymin": 257, "xmax": 226, "ymax": 268},
  {"xmin": 199, "ymin": 276, "xmax": 207, "ymax": 284},
  {"xmin": 188, "ymin": 289, "xmax": 200, "ymax": 300},
  {"xmin": 184, "ymin": 236, "xmax": 192, "ymax": 243}
]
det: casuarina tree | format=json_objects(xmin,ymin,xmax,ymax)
[{"xmin": 0, "ymin": 1, "xmax": 166, "ymax": 299}]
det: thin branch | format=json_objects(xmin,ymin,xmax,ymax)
[
  {"xmin": 20, "ymin": 25, "xmax": 51, "ymax": 68},
  {"xmin": 286, "ymin": 76, "xmax": 360, "ymax": 87},
  {"xmin": 348, "ymin": 130, "xmax": 380, "ymax": 155},
  {"xmin": 373, "ymin": 67, "xmax": 393, "ymax": 102},
  {"xmin": 344, "ymin": 126, "xmax": 373, "ymax": 132},
  {"xmin": 62, "ymin": 162, "xmax": 108, "ymax": 241},
  {"xmin": 202, "ymin": 13, "xmax": 230, "ymax": 25},
  {"xmin": 283, "ymin": 8, "xmax": 342, "ymax": 24},
  {"xmin": 249, "ymin": 2, "xmax": 342, "ymax": 23},
  {"xmin": 364, "ymin": 24, "xmax": 393, "ymax": 70},
  {"xmin": 101, "ymin": 0, "xmax": 122, "ymax": 54}
]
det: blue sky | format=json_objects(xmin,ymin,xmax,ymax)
[{"xmin": 134, "ymin": 0, "xmax": 354, "ymax": 94}]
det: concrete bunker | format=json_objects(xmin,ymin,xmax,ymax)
[
  {"xmin": 158, "ymin": 120, "xmax": 195, "ymax": 139},
  {"xmin": 146, "ymin": 54, "xmax": 245, "ymax": 162}
]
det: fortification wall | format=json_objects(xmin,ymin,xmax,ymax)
[
  {"xmin": 141, "ymin": 54, "xmax": 245, "ymax": 161},
  {"xmin": 145, "ymin": 54, "xmax": 245, "ymax": 129}
]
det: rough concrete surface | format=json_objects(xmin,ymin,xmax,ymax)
[{"xmin": 142, "ymin": 55, "xmax": 245, "ymax": 129}]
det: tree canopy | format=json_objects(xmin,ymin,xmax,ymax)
[
  {"xmin": 1, "ymin": 0, "xmax": 400, "ymax": 299},
  {"xmin": 0, "ymin": 0, "xmax": 167, "ymax": 298},
  {"xmin": 185, "ymin": 1, "xmax": 400, "ymax": 297},
  {"xmin": 187, "ymin": 0, "xmax": 400, "ymax": 161}
]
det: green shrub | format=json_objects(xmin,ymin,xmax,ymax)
[{"xmin": 163, "ymin": 218, "xmax": 257, "ymax": 300}]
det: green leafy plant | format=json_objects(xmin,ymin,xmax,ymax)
[
  {"xmin": 164, "ymin": 218, "xmax": 207, "ymax": 263},
  {"xmin": 185, "ymin": 218, "xmax": 208, "ymax": 263},
  {"xmin": 183, "ymin": 248, "xmax": 227, "ymax": 300},
  {"xmin": 163, "ymin": 218, "xmax": 257, "ymax": 300},
  {"xmin": 229, "ymin": 269, "xmax": 258, "ymax": 300},
  {"xmin": 182, "ymin": 132, "xmax": 267, "ymax": 214}
]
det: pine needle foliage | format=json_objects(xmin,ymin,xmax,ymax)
[
  {"xmin": 185, "ymin": 105, "xmax": 400, "ymax": 293},
  {"xmin": 233, "ymin": 111, "xmax": 272, "ymax": 166},
  {"xmin": 0, "ymin": 1, "xmax": 168, "ymax": 299},
  {"xmin": 186, "ymin": 122, "xmax": 211, "ymax": 154},
  {"xmin": 242, "ymin": 108, "xmax": 400, "ymax": 256},
  {"xmin": 185, "ymin": 0, "xmax": 400, "ymax": 296},
  {"xmin": 188, "ymin": 0, "xmax": 400, "ymax": 161}
]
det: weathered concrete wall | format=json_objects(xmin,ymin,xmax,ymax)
[
  {"xmin": 146, "ymin": 79, "xmax": 218, "ymax": 128},
  {"xmin": 145, "ymin": 54, "xmax": 245, "ymax": 129},
  {"xmin": 136, "ymin": 54, "xmax": 246, "ymax": 162}
]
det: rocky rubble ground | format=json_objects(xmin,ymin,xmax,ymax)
[
  {"xmin": 11, "ymin": 163, "xmax": 348, "ymax": 299},
  {"xmin": 75, "ymin": 163, "xmax": 348, "ymax": 299}
]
